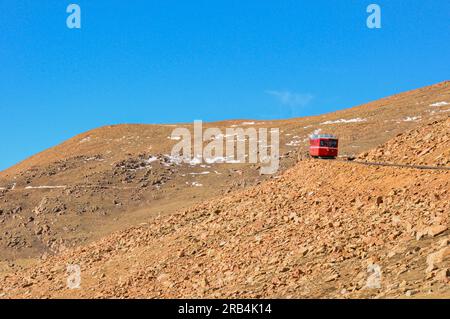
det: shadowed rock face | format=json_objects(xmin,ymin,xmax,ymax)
[{"xmin": 0, "ymin": 81, "xmax": 449, "ymax": 299}]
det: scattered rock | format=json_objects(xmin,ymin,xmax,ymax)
[{"xmin": 427, "ymin": 225, "xmax": 448, "ymax": 237}]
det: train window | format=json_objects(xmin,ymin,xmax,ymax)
[{"xmin": 319, "ymin": 140, "xmax": 337, "ymax": 147}]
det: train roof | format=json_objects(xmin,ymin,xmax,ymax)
[{"xmin": 310, "ymin": 134, "xmax": 338, "ymax": 139}]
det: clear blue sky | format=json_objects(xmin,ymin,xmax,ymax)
[{"xmin": 1, "ymin": 1, "xmax": 449, "ymax": 170}]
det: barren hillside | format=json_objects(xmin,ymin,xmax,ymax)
[
  {"xmin": 359, "ymin": 118, "xmax": 450, "ymax": 166},
  {"xmin": 0, "ymin": 116, "xmax": 449, "ymax": 299},
  {"xmin": 0, "ymin": 81, "xmax": 449, "ymax": 265}
]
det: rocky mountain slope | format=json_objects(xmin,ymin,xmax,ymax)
[
  {"xmin": 0, "ymin": 116, "xmax": 449, "ymax": 299},
  {"xmin": 359, "ymin": 118, "xmax": 450, "ymax": 166},
  {"xmin": 0, "ymin": 80, "xmax": 449, "ymax": 267}
]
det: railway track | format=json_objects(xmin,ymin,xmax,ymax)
[{"xmin": 322, "ymin": 157, "xmax": 450, "ymax": 171}]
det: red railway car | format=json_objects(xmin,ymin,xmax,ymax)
[{"xmin": 309, "ymin": 134, "xmax": 338, "ymax": 158}]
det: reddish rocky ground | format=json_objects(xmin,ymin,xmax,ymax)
[
  {"xmin": 0, "ymin": 81, "xmax": 449, "ymax": 263},
  {"xmin": 0, "ymin": 116, "xmax": 448, "ymax": 299},
  {"xmin": 359, "ymin": 118, "xmax": 450, "ymax": 166}
]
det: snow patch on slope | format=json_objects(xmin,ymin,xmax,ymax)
[
  {"xmin": 403, "ymin": 116, "xmax": 421, "ymax": 122},
  {"xmin": 321, "ymin": 118, "xmax": 367, "ymax": 125},
  {"xmin": 430, "ymin": 101, "xmax": 449, "ymax": 107}
]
